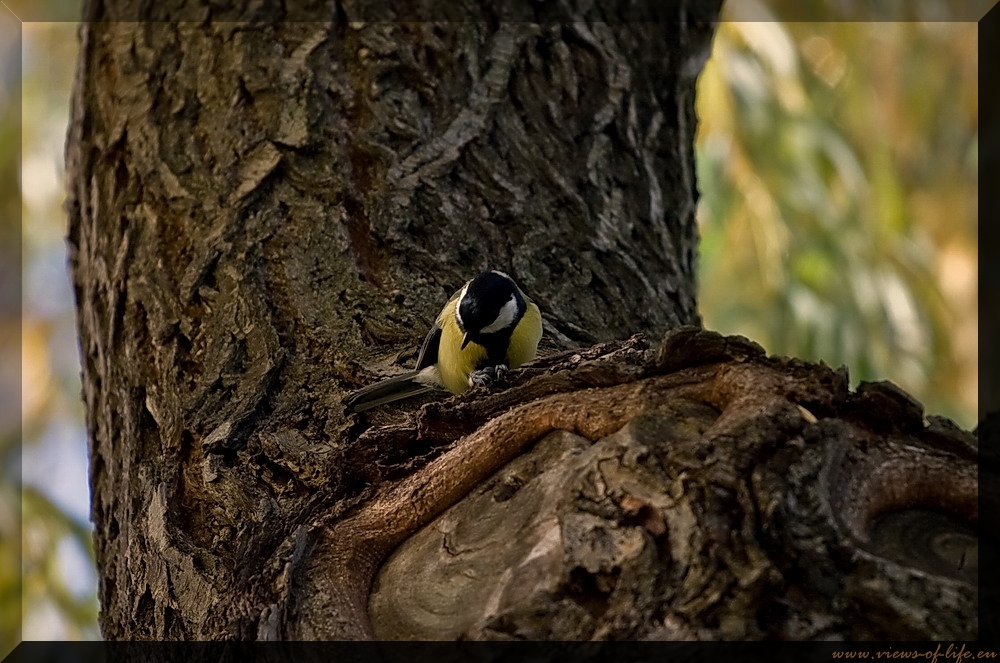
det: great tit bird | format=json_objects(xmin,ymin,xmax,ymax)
[{"xmin": 344, "ymin": 270, "xmax": 543, "ymax": 412}]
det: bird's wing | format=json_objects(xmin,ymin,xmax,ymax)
[
  {"xmin": 414, "ymin": 323, "xmax": 442, "ymax": 370},
  {"xmin": 416, "ymin": 284, "xmax": 466, "ymax": 370}
]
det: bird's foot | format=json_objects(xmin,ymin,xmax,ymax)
[{"xmin": 469, "ymin": 364, "xmax": 508, "ymax": 389}]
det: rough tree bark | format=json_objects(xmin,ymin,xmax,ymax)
[{"xmin": 66, "ymin": 0, "xmax": 984, "ymax": 642}]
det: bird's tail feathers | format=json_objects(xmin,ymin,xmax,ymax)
[{"xmin": 343, "ymin": 371, "xmax": 436, "ymax": 412}]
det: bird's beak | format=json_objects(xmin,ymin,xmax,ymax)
[{"xmin": 461, "ymin": 333, "xmax": 471, "ymax": 350}]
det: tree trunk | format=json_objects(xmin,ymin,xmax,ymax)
[{"xmin": 66, "ymin": 1, "xmax": 982, "ymax": 642}]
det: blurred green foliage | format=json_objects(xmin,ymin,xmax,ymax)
[
  {"xmin": 1, "ymin": 11, "xmax": 24, "ymax": 658},
  {"xmin": 0, "ymin": 8, "xmax": 979, "ymax": 652},
  {"xmin": 4, "ymin": 20, "xmax": 100, "ymax": 655},
  {"xmin": 696, "ymin": 8, "xmax": 978, "ymax": 429},
  {"xmin": 0, "ymin": 480, "xmax": 19, "ymax": 657},
  {"xmin": 21, "ymin": 488, "xmax": 98, "ymax": 638}
]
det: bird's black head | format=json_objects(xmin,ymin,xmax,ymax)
[{"xmin": 456, "ymin": 271, "xmax": 525, "ymax": 345}]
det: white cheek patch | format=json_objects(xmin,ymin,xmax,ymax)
[
  {"xmin": 454, "ymin": 284, "xmax": 470, "ymax": 330},
  {"xmin": 480, "ymin": 294, "xmax": 518, "ymax": 334}
]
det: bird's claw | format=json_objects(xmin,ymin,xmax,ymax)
[{"xmin": 470, "ymin": 364, "xmax": 508, "ymax": 389}]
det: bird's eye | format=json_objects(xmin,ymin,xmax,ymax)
[{"xmin": 457, "ymin": 300, "xmax": 477, "ymax": 333}]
